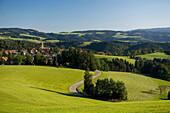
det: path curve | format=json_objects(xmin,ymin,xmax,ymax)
[{"xmin": 69, "ymin": 70, "xmax": 102, "ymax": 97}]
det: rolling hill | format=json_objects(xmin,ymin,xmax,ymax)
[
  {"xmin": 1, "ymin": 27, "xmax": 170, "ymax": 42},
  {"xmin": 0, "ymin": 65, "xmax": 170, "ymax": 113}
]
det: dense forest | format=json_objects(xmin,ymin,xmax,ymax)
[
  {"xmin": 83, "ymin": 41, "xmax": 170, "ymax": 55},
  {"xmin": 1, "ymin": 28, "xmax": 170, "ymax": 42},
  {"xmin": 0, "ymin": 40, "xmax": 40, "ymax": 50},
  {"xmin": 1, "ymin": 40, "xmax": 170, "ymax": 56}
]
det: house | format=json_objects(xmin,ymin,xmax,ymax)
[
  {"xmin": 36, "ymin": 52, "xmax": 42, "ymax": 55},
  {"xmin": 59, "ymin": 49, "xmax": 65, "ymax": 54},
  {"xmin": 30, "ymin": 48, "xmax": 37, "ymax": 54},
  {"xmin": 5, "ymin": 50, "xmax": 13, "ymax": 54},
  {"xmin": 21, "ymin": 50, "xmax": 28, "ymax": 55},
  {"xmin": 97, "ymin": 52, "xmax": 105, "ymax": 55},
  {"xmin": 52, "ymin": 53, "xmax": 57, "ymax": 57},
  {"xmin": 2, "ymin": 57, "xmax": 8, "ymax": 61}
]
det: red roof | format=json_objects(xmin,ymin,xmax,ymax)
[
  {"xmin": 2, "ymin": 57, "xmax": 8, "ymax": 61},
  {"xmin": 5, "ymin": 50, "xmax": 13, "ymax": 53}
]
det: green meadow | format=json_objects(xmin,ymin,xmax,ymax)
[
  {"xmin": 95, "ymin": 54, "xmax": 136, "ymax": 64},
  {"xmin": 0, "ymin": 36, "xmax": 42, "ymax": 43},
  {"xmin": 45, "ymin": 40, "xmax": 60, "ymax": 43},
  {"xmin": 136, "ymin": 52, "xmax": 170, "ymax": 60},
  {"xmin": 104, "ymin": 71, "xmax": 170, "ymax": 101},
  {"xmin": 20, "ymin": 34, "xmax": 46, "ymax": 40},
  {"xmin": 0, "ymin": 66, "xmax": 170, "ymax": 113},
  {"xmin": 113, "ymin": 32, "xmax": 142, "ymax": 38}
]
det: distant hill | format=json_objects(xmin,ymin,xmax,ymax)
[
  {"xmin": 0, "ymin": 27, "xmax": 170, "ymax": 42},
  {"xmin": 134, "ymin": 27, "xmax": 170, "ymax": 32}
]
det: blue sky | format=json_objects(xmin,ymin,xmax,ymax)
[{"xmin": 0, "ymin": 0, "xmax": 170, "ymax": 32}]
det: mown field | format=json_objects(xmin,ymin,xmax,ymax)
[
  {"xmin": 95, "ymin": 54, "xmax": 136, "ymax": 64},
  {"xmin": 136, "ymin": 52, "xmax": 170, "ymax": 60},
  {"xmin": 0, "ymin": 66, "xmax": 170, "ymax": 113},
  {"xmin": 105, "ymin": 71, "xmax": 170, "ymax": 101},
  {"xmin": 0, "ymin": 36, "xmax": 42, "ymax": 43}
]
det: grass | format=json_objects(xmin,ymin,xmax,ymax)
[
  {"xmin": 55, "ymin": 32, "xmax": 86, "ymax": 37},
  {"xmin": 113, "ymin": 32, "xmax": 141, "ymax": 39},
  {"xmin": 0, "ymin": 65, "xmax": 170, "ymax": 113},
  {"xmin": 136, "ymin": 52, "xmax": 170, "ymax": 60},
  {"xmin": 0, "ymin": 36, "xmax": 43, "ymax": 43},
  {"xmin": 104, "ymin": 71, "xmax": 170, "ymax": 101},
  {"xmin": 80, "ymin": 71, "xmax": 170, "ymax": 101},
  {"xmin": 45, "ymin": 40, "xmax": 60, "ymax": 43},
  {"xmin": 20, "ymin": 34, "xmax": 46, "ymax": 40},
  {"xmin": 95, "ymin": 54, "xmax": 136, "ymax": 65}
]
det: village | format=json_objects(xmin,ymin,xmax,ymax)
[{"xmin": 1, "ymin": 43, "xmax": 67, "ymax": 64}]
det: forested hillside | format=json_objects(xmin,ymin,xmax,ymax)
[
  {"xmin": 0, "ymin": 40, "xmax": 169, "ymax": 56},
  {"xmin": 1, "ymin": 28, "xmax": 170, "ymax": 42}
]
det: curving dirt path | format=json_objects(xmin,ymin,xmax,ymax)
[{"xmin": 69, "ymin": 70, "xmax": 102, "ymax": 97}]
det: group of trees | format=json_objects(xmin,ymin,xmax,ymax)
[
  {"xmin": 97, "ymin": 57, "xmax": 170, "ymax": 81},
  {"xmin": 84, "ymin": 70, "xmax": 127, "ymax": 100},
  {"xmin": 57, "ymin": 47, "xmax": 97, "ymax": 71},
  {"xmin": 98, "ymin": 58, "xmax": 136, "ymax": 72},
  {"xmin": 135, "ymin": 58, "xmax": 170, "ymax": 81},
  {"xmin": 126, "ymin": 48, "xmax": 162, "ymax": 57},
  {"xmin": 0, "ymin": 40, "xmax": 40, "ymax": 50}
]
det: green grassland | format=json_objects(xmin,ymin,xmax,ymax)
[
  {"xmin": 0, "ymin": 66, "xmax": 170, "ymax": 113},
  {"xmin": 0, "ymin": 36, "xmax": 42, "ymax": 43},
  {"xmin": 20, "ymin": 34, "xmax": 46, "ymax": 40},
  {"xmin": 45, "ymin": 40, "xmax": 60, "ymax": 43},
  {"xmin": 95, "ymin": 54, "xmax": 136, "ymax": 64},
  {"xmin": 104, "ymin": 71, "xmax": 170, "ymax": 101},
  {"xmin": 80, "ymin": 71, "xmax": 170, "ymax": 101},
  {"xmin": 113, "ymin": 32, "xmax": 142, "ymax": 38},
  {"xmin": 55, "ymin": 32, "xmax": 86, "ymax": 37},
  {"xmin": 136, "ymin": 52, "xmax": 170, "ymax": 60}
]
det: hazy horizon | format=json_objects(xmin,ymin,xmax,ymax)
[{"xmin": 1, "ymin": 0, "xmax": 170, "ymax": 32}]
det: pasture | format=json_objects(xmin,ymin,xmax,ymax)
[
  {"xmin": 104, "ymin": 71, "xmax": 170, "ymax": 101},
  {"xmin": 95, "ymin": 54, "xmax": 136, "ymax": 64},
  {"xmin": 136, "ymin": 52, "xmax": 170, "ymax": 60},
  {"xmin": 0, "ymin": 66, "xmax": 170, "ymax": 113},
  {"xmin": 0, "ymin": 36, "xmax": 42, "ymax": 43}
]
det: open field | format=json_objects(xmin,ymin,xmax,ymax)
[
  {"xmin": 0, "ymin": 36, "xmax": 42, "ymax": 43},
  {"xmin": 45, "ymin": 40, "xmax": 60, "ymax": 43},
  {"xmin": 80, "ymin": 71, "xmax": 170, "ymax": 101},
  {"xmin": 55, "ymin": 32, "xmax": 90, "ymax": 37},
  {"xmin": 113, "ymin": 32, "xmax": 142, "ymax": 38},
  {"xmin": 20, "ymin": 34, "xmax": 46, "ymax": 40},
  {"xmin": 104, "ymin": 71, "xmax": 170, "ymax": 101},
  {"xmin": 95, "ymin": 54, "xmax": 136, "ymax": 64},
  {"xmin": 136, "ymin": 52, "xmax": 170, "ymax": 60},
  {"xmin": 0, "ymin": 66, "xmax": 170, "ymax": 113}
]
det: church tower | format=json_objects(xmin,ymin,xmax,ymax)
[{"xmin": 41, "ymin": 42, "xmax": 44, "ymax": 49}]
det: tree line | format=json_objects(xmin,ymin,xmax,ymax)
[
  {"xmin": 84, "ymin": 70, "xmax": 127, "ymax": 101},
  {"xmin": 97, "ymin": 58, "xmax": 170, "ymax": 81}
]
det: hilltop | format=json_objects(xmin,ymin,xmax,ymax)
[{"xmin": 0, "ymin": 27, "xmax": 170, "ymax": 42}]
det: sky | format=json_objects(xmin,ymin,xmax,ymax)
[{"xmin": 0, "ymin": 0, "xmax": 170, "ymax": 32}]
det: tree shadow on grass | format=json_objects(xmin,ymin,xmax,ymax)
[
  {"xmin": 29, "ymin": 86, "xmax": 112, "ymax": 102},
  {"xmin": 30, "ymin": 86, "xmax": 78, "ymax": 97},
  {"xmin": 141, "ymin": 90, "xmax": 157, "ymax": 94}
]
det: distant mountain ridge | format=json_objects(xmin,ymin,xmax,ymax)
[
  {"xmin": 133, "ymin": 27, "xmax": 170, "ymax": 32},
  {"xmin": 0, "ymin": 27, "xmax": 170, "ymax": 42}
]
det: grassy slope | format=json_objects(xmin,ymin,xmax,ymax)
[
  {"xmin": 136, "ymin": 52, "xmax": 170, "ymax": 60},
  {"xmin": 95, "ymin": 54, "xmax": 135, "ymax": 64},
  {"xmin": 0, "ymin": 66, "xmax": 170, "ymax": 113},
  {"xmin": 0, "ymin": 36, "xmax": 42, "ymax": 43},
  {"xmin": 104, "ymin": 72, "xmax": 170, "ymax": 101}
]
